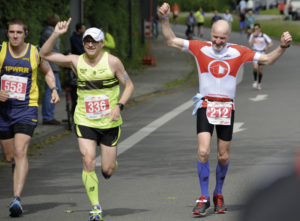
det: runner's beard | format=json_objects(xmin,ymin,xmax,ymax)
[{"xmin": 213, "ymin": 44, "xmax": 224, "ymax": 52}]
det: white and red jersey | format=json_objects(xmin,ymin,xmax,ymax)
[
  {"xmin": 184, "ymin": 40, "xmax": 261, "ymax": 109},
  {"xmin": 249, "ymin": 32, "xmax": 272, "ymax": 52}
]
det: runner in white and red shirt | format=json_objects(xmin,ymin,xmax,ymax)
[
  {"xmin": 159, "ymin": 2, "xmax": 292, "ymax": 217},
  {"xmin": 249, "ymin": 23, "xmax": 273, "ymax": 90}
]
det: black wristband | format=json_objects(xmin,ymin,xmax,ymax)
[
  {"xmin": 280, "ymin": 45, "xmax": 290, "ymax": 48},
  {"xmin": 117, "ymin": 103, "xmax": 124, "ymax": 111},
  {"xmin": 50, "ymin": 86, "xmax": 58, "ymax": 92}
]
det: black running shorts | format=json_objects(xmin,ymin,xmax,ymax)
[
  {"xmin": 196, "ymin": 108, "xmax": 235, "ymax": 141},
  {"xmin": 75, "ymin": 125, "xmax": 121, "ymax": 147},
  {"xmin": 0, "ymin": 123, "xmax": 36, "ymax": 139}
]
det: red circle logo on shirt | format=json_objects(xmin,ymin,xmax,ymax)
[{"xmin": 208, "ymin": 60, "xmax": 230, "ymax": 78}]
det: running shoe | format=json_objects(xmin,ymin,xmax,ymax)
[
  {"xmin": 213, "ymin": 194, "xmax": 227, "ymax": 214},
  {"xmin": 257, "ymin": 83, "xmax": 262, "ymax": 90},
  {"xmin": 89, "ymin": 205, "xmax": 103, "ymax": 221},
  {"xmin": 9, "ymin": 197, "xmax": 23, "ymax": 217},
  {"xmin": 192, "ymin": 195, "xmax": 210, "ymax": 216},
  {"xmin": 252, "ymin": 81, "xmax": 258, "ymax": 89}
]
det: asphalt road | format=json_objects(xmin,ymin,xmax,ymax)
[{"xmin": 0, "ymin": 27, "xmax": 299, "ymax": 221}]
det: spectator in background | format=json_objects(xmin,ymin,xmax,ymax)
[
  {"xmin": 239, "ymin": 0, "xmax": 247, "ymax": 13},
  {"xmin": 231, "ymin": 0, "xmax": 237, "ymax": 14},
  {"xmin": 171, "ymin": 3, "xmax": 180, "ymax": 24},
  {"xmin": 246, "ymin": 0, "xmax": 255, "ymax": 12},
  {"xmin": 40, "ymin": 14, "xmax": 62, "ymax": 125},
  {"xmin": 223, "ymin": 9, "xmax": 234, "ymax": 27},
  {"xmin": 103, "ymin": 31, "xmax": 116, "ymax": 53},
  {"xmin": 195, "ymin": 7, "xmax": 205, "ymax": 37},
  {"xmin": 246, "ymin": 10, "xmax": 255, "ymax": 38},
  {"xmin": 239, "ymin": 10, "xmax": 246, "ymax": 35},
  {"xmin": 185, "ymin": 11, "xmax": 196, "ymax": 39},
  {"xmin": 211, "ymin": 10, "xmax": 222, "ymax": 25},
  {"xmin": 279, "ymin": 1, "xmax": 285, "ymax": 20},
  {"xmin": 70, "ymin": 23, "xmax": 86, "ymax": 55}
]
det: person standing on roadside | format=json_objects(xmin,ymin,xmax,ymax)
[
  {"xmin": 223, "ymin": 9, "xmax": 233, "ymax": 27},
  {"xmin": 0, "ymin": 18, "xmax": 59, "ymax": 217},
  {"xmin": 159, "ymin": 2, "xmax": 292, "ymax": 217},
  {"xmin": 40, "ymin": 14, "xmax": 62, "ymax": 125},
  {"xmin": 171, "ymin": 3, "xmax": 180, "ymax": 24},
  {"xmin": 211, "ymin": 10, "xmax": 222, "ymax": 25},
  {"xmin": 195, "ymin": 7, "xmax": 205, "ymax": 37},
  {"xmin": 246, "ymin": 10, "xmax": 255, "ymax": 38},
  {"xmin": 185, "ymin": 11, "xmax": 196, "ymax": 39},
  {"xmin": 249, "ymin": 23, "xmax": 273, "ymax": 90},
  {"xmin": 39, "ymin": 18, "xmax": 134, "ymax": 221}
]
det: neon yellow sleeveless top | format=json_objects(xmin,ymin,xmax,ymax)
[
  {"xmin": 74, "ymin": 52, "xmax": 122, "ymax": 129},
  {"xmin": 195, "ymin": 11, "xmax": 205, "ymax": 23}
]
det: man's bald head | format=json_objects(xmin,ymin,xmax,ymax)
[
  {"xmin": 211, "ymin": 20, "xmax": 231, "ymax": 38},
  {"xmin": 210, "ymin": 20, "xmax": 231, "ymax": 51}
]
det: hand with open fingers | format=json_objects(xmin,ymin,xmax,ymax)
[
  {"xmin": 280, "ymin": 31, "xmax": 292, "ymax": 48},
  {"xmin": 54, "ymin": 18, "xmax": 72, "ymax": 35},
  {"xmin": 159, "ymin": 2, "xmax": 171, "ymax": 18},
  {"xmin": 50, "ymin": 90, "xmax": 60, "ymax": 104},
  {"xmin": 0, "ymin": 91, "xmax": 9, "ymax": 102},
  {"xmin": 110, "ymin": 106, "xmax": 121, "ymax": 122}
]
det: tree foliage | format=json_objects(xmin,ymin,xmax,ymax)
[
  {"xmin": 157, "ymin": 0, "xmax": 232, "ymax": 12},
  {"xmin": 84, "ymin": 0, "xmax": 145, "ymax": 66},
  {"xmin": 0, "ymin": 0, "xmax": 69, "ymax": 44}
]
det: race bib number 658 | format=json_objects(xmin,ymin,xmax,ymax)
[
  {"xmin": 206, "ymin": 101, "xmax": 232, "ymax": 125},
  {"xmin": 84, "ymin": 95, "xmax": 110, "ymax": 119}
]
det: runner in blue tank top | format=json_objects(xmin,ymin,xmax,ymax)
[{"xmin": 0, "ymin": 18, "xmax": 60, "ymax": 217}]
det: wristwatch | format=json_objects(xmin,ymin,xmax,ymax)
[
  {"xmin": 117, "ymin": 103, "xmax": 124, "ymax": 111},
  {"xmin": 50, "ymin": 86, "xmax": 58, "ymax": 92}
]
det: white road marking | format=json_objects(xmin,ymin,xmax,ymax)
[
  {"xmin": 233, "ymin": 122, "xmax": 246, "ymax": 133},
  {"xmin": 96, "ymin": 100, "xmax": 193, "ymax": 166},
  {"xmin": 249, "ymin": 94, "xmax": 268, "ymax": 102}
]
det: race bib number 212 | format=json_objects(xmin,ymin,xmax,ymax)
[{"xmin": 206, "ymin": 101, "xmax": 232, "ymax": 125}]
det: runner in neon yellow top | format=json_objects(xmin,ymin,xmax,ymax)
[{"xmin": 40, "ymin": 18, "xmax": 134, "ymax": 221}]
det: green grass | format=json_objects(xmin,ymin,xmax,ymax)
[
  {"xmin": 258, "ymin": 8, "xmax": 280, "ymax": 15},
  {"xmin": 176, "ymin": 12, "xmax": 300, "ymax": 43}
]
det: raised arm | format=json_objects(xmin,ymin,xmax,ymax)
[
  {"xmin": 258, "ymin": 31, "xmax": 292, "ymax": 65},
  {"xmin": 159, "ymin": 2, "xmax": 185, "ymax": 50},
  {"xmin": 39, "ymin": 18, "xmax": 77, "ymax": 69}
]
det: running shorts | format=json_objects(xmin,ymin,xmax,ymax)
[
  {"xmin": 197, "ymin": 22, "xmax": 204, "ymax": 27},
  {"xmin": 196, "ymin": 108, "xmax": 235, "ymax": 141},
  {"xmin": 0, "ymin": 123, "xmax": 36, "ymax": 139},
  {"xmin": 75, "ymin": 125, "xmax": 121, "ymax": 147}
]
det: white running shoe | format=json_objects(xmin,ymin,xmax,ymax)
[
  {"xmin": 252, "ymin": 81, "xmax": 258, "ymax": 89},
  {"xmin": 257, "ymin": 83, "xmax": 262, "ymax": 90}
]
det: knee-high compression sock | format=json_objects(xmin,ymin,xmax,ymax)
[
  {"xmin": 197, "ymin": 161, "xmax": 210, "ymax": 199},
  {"xmin": 213, "ymin": 162, "xmax": 229, "ymax": 196},
  {"xmin": 82, "ymin": 170, "xmax": 100, "ymax": 206},
  {"xmin": 258, "ymin": 73, "xmax": 263, "ymax": 83},
  {"xmin": 253, "ymin": 71, "xmax": 258, "ymax": 81}
]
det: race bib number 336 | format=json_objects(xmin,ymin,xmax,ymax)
[
  {"xmin": 1, "ymin": 75, "xmax": 28, "ymax": 100},
  {"xmin": 84, "ymin": 95, "xmax": 110, "ymax": 119},
  {"xmin": 206, "ymin": 101, "xmax": 232, "ymax": 125}
]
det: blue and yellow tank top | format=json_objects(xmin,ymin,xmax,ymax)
[
  {"xmin": 74, "ymin": 52, "xmax": 122, "ymax": 129},
  {"xmin": 0, "ymin": 41, "xmax": 39, "ymax": 107}
]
